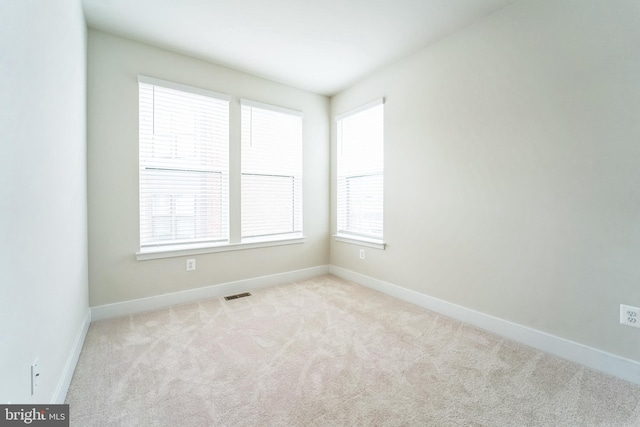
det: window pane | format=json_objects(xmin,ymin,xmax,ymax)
[
  {"xmin": 337, "ymin": 101, "xmax": 384, "ymax": 239},
  {"xmin": 344, "ymin": 173, "xmax": 383, "ymax": 236},
  {"xmin": 139, "ymin": 80, "xmax": 229, "ymax": 247},
  {"xmin": 241, "ymin": 174, "xmax": 296, "ymax": 237},
  {"xmin": 241, "ymin": 102, "xmax": 303, "ymax": 240}
]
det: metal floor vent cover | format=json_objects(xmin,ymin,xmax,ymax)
[{"xmin": 224, "ymin": 292, "xmax": 251, "ymax": 301}]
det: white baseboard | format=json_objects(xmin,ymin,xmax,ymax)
[
  {"xmin": 91, "ymin": 265, "xmax": 330, "ymax": 321},
  {"xmin": 52, "ymin": 308, "xmax": 91, "ymax": 404},
  {"xmin": 329, "ymin": 265, "xmax": 640, "ymax": 386}
]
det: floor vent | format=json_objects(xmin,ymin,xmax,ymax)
[{"xmin": 224, "ymin": 292, "xmax": 251, "ymax": 301}]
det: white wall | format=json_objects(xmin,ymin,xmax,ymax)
[
  {"xmin": 331, "ymin": 0, "xmax": 640, "ymax": 363},
  {"xmin": 87, "ymin": 30, "xmax": 330, "ymax": 306},
  {"xmin": 0, "ymin": 0, "xmax": 89, "ymax": 403}
]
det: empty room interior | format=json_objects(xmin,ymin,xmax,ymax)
[{"xmin": 3, "ymin": 0, "xmax": 640, "ymax": 425}]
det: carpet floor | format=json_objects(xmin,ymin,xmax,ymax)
[{"xmin": 66, "ymin": 275, "xmax": 640, "ymax": 426}]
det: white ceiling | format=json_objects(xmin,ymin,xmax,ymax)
[{"xmin": 81, "ymin": 0, "xmax": 518, "ymax": 96}]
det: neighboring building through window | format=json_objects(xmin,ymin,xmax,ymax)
[
  {"xmin": 138, "ymin": 76, "xmax": 230, "ymax": 249},
  {"xmin": 336, "ymin": 99, "xmax": 384, "ymax": 242},
  {"xmin": 241, "ymin": 100, "xmax": 303, "ymax": 241}
]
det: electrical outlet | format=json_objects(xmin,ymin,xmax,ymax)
[
  {"xmin": 620, "ymin": 304, "xmax": 640, "ymax": 328},
  {"xmin": 359, "ymin": 249, "xmax": 365, "ymax": 260},
  {"xmin": 31, "ymin": 360, "xmax": 39, "ymax": 396},
  {"xmin": 186, "ymin": 258, "xmax": 196, "ymax": 271}
]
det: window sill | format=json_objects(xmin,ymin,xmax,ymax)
[
  {"xmin": 136, "ymin": 235, "xmax": 306, "ymax": 261},
  {"xmin": 334, "ymin": 234, "xmax": 386, "ymax": 250}
]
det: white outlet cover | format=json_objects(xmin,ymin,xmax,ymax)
[{"xmin": 620, "ymin": 304, "xmax": 640, "ymax": 328}]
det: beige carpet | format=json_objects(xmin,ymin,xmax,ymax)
[{"xmin": 66, "ymin": 275, "xmax": 640, "ymax": 426}]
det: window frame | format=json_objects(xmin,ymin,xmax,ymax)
[
  {"xmin": 138, "ymin": 76, "xmax": 231, "ymax": 252},
  {"xmin": 240, "ymin": 98, "xmax": 304, "ymax": 243},
  {"xmin": 334, "ymin": 98, "xmax": 386, "ymax": 250}
]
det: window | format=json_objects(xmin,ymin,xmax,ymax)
[
  {"xmin": 136, "ymin": 77, "xmax": 306, "ymax": 260},
  {"xmin": 336, "ymin": 99, "xmax": 384, "ymax": 246},
  {"xmin": 241, "ymin": 100, "xmax": 303, "ymax": 241},
  {"xmin": 138, "ymin": 76, "xmax": 230, "ymax": 250}
]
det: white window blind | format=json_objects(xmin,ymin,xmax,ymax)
[
  {"xmin": 336, "ymin": 99, "xmax": 384, "ymax": 240},
  {"xmin": 139, "ymin": 76, "xmax": 230, "ymax": 249},
  {"xmin": 241, "ymin": 100, "xmax": 303, "ymax": 241}
]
